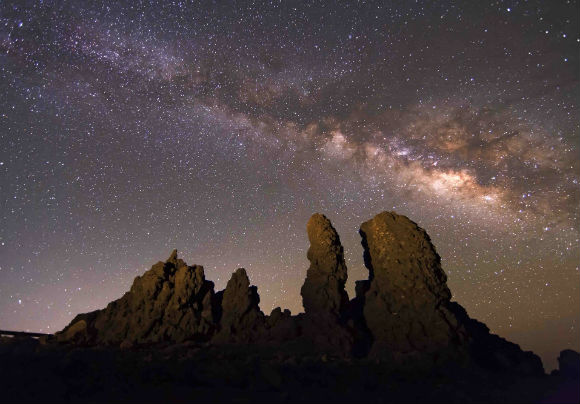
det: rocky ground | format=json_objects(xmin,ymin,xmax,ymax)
[{"xmin": 1, "ymin": 336, "xmax": 578, "ymax": 403}]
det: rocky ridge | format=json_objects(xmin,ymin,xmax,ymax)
[{"xmin": 56, "ymin": 211, "xmax": 546, "ymax": 375}]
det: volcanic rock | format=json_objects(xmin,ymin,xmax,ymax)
[
  {"xmin": 357, "ymin": 211, "xmax": 544, "ymax": 375},
  {"xmin": 298, "ymin": 213, "xmax": 353, "ymax": 355},
  {"xmin": 212, "ymin": 268, "xmax": 265, "ymax": 343},
  {"xmin": 358, "ymin": 211, "xmax": 467, "ymax": 360},
  {"xmin": 54, "ymin": 211, "xmax": 545, "ymax": 376},
  {"xmin": 56, "ymin": 250, "xmax": 218, "ymax": 346},
  {"xmin": 300, "ymin": 213, "xmax": 349, "ymax": 316}
]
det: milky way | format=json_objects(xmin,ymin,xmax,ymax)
[{"xmin": 0, "ymin": 1, "xmax": 578, "ymax": 370}]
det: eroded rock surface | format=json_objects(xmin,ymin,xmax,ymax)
[
  {"xmin": 358, "ymin": 211, "xmax": 467, "ymax": 359},
  {"xmin": 358, "ymin": 211, "xmax": 543, "ymax": 375},
  {"xmin": 212, "ymin": 268, "xmax": 264, "ymax": 343},
  {"xmin": 55, "ymin": 211, "xmax": 545, "ymax": 376},
  {"xmin": 56, "ymin": 250, "xmax": 218, "ymax": 346},
  {"xmin": 300, "ymin": 213, "xmax": 349, "ymax": 316}
]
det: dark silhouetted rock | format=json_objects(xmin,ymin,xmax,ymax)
[
  {"xmin": 56, "ymin": 250, "xmax": 218, "ymax": 346},
  {"xmin": 212, "ymin": 268, "xmax": 264, "ymax": 343},
  {"xmin": 301, "ymin": 213, "xmax": 349, "ymax": 316},
  {"xmin": 264, "ymin": 307, "xmax": 299, "ymax": 342},
  {"xmin": 447, "ymin": 302, "xmax": 544, "ymax": 375},
  {"xmin": 558, "ymin": 349, "xmax": 580, "ymax": 380}
]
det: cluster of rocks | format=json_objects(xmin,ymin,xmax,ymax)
[{"xmin": 56, "ymin": 211, "xmax": 546, "ymax": 375}]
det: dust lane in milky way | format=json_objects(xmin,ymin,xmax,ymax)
[{"xmin": 0, "ymin": 1, "xmax": 578, "ymax": 370}]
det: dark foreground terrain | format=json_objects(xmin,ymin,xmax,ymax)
[
  {"xmin": 1, "ymin": 336, "xmax": 578, "ymax": 403},
  {"xmin": 2, "ymin": 212, "xmax": 578, "ymax": 403}
]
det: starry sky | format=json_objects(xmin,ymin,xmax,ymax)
[{"xmin": 1, "ymin": 1, "xmax": 578, "ymax": 370}]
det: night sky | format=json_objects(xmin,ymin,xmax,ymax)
[{"xmin": 1, "ymin": 1, "xmax": 578, "ymax": 370}]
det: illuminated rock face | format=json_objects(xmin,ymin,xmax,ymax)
[
  {"xmin": 300, "ymin": 213, "xmax": 349, "ymax": 317},
  {"xmin": 358, "ymin": 211, "xmax": 543, "ymax": 374},
  {"xmin": 358, "ymin": 211, "xmax": 467, "ymax": 359},
  {"xmin": 298, "ymin": 213, "xmax": 353, "ymax": 355},
  {"xmin": 56, "ymin": 250, "xmax": 219, "ymax": 346}
]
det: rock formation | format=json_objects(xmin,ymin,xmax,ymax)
[
  {"xmin": 264, "ymin": 307, "xmax": 298, "ymax": 341},
  {"xmin": 358, "ymin": 212, "xmax": 468, "ymax": 361},
  {"xmin": 557, "ymin": 349, "xmax": 580, "ymax": 380},
  {"xmin": 300, "ymin": 213, "xmax": 349, "ymax": 316},
  {"xmin": 446, "ymin": 301, "xmax": 544, "ymax": 375},
  {"xmin": 357, "ymin": 211, "xmax": 543, "ymax": 374},
  {"xmin": 212, "ymin": 268, "xmax": 264, "ymax": 343},
  {"xmin": 56, "ymin": 250, "xmax": 218, "ymax": 346},
  {"xmin": 55, "ymin": 211, "xmax": 544, "ymax": 376},
  {"xmin": 296, "ymin": 214, "xmax": 353, "ymax": 354}
]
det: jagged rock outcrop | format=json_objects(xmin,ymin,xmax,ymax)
[
  {"xmin": 300, "ymin": 214, "xmax": 349, "ymax": 316},
  {"xmin": 212, "ymin": 268, "xmax": 265, "ymax": 343},
  {"xmin": 56, "ymin": 250, "xmax": 218, "ymax": 346},
  {"xmin": 54, "ymin": 211, "xmax": 545, "ymax": 376}
]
